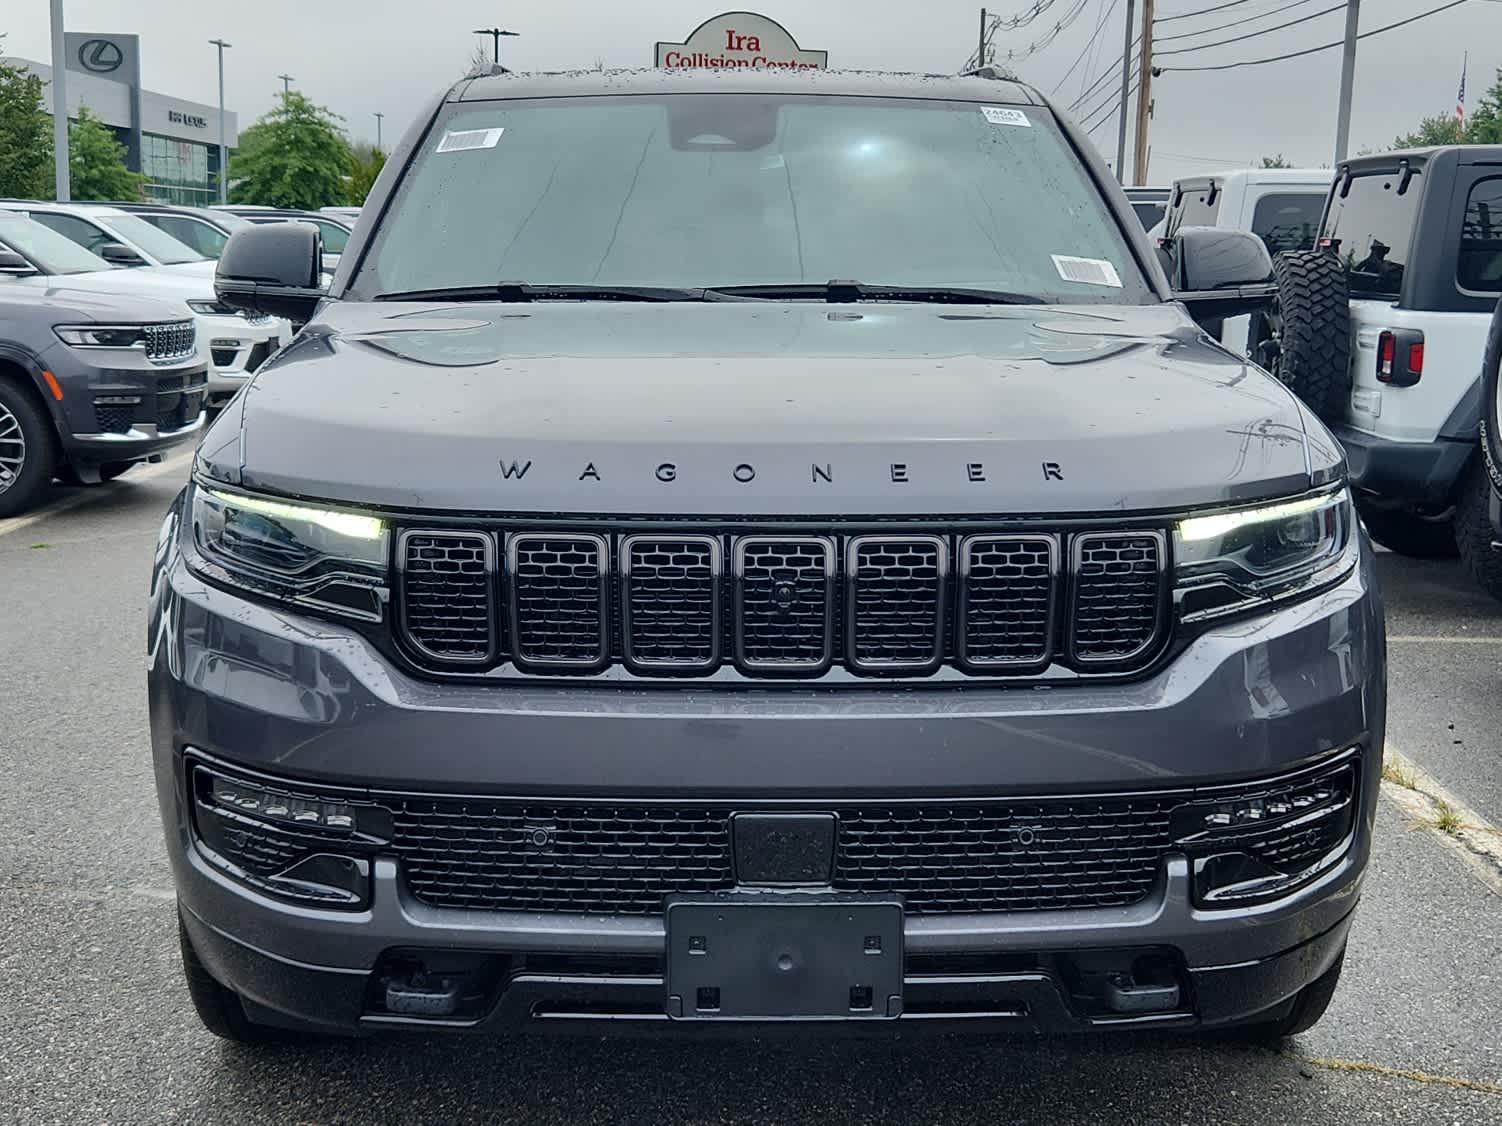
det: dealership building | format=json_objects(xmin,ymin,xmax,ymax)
[{"xmin": 5, "ymin": 34, "xmax": 238, "ymax": 205}]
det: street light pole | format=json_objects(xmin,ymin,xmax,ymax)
[
  {"xmin": 278, "ymin": 73, "xmax": 294, "ymax": 95},
  {"xmin": 374, "ymin": 112, "xmax": 384, "ymax": 151},
  {"xmin": 472, "ymin": 28, "xmax": 519, "ymax": 68},
  {"xmin": 49, "ymin": 0, "xmax": 70, "ymax": 201},
  {"xmin": 1333, "ymin": 0, "xmax": 1361, "ymax": 164},
  {"xmin": 210, "ymin": 39, "xmax": 231, "ymax": 204},
  {"xmin": 1115, "ymin": 0, "xmax": 1135, "ymax": 183}
]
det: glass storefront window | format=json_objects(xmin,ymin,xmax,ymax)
[{"xmin": 140, "ymin": 132, "xmax": 219, "ymax": 206}]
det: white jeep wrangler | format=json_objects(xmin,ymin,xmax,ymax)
[{"xmin": 1188, "ymin": 148, "xmax": 1502, "ymax": 597}]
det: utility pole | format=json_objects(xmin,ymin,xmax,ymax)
[
  {"xmin": 210, "ymin": 39, "xmax": 231, "ymax": 204},
  {"xmin": 978, "ymin": 8, "xmax": 987, "ymax": 68},
  {"xmin": 1132, "ymin": 0, "xmax": 1154, "ymax": 185},
  {"xmin": 473, "ymin": 27, "xmax": 519, "ymax": 67},
  {"xmin": 49, "ymin": 0, "xmax": 70, "ymax": 201},
  {"xmin": 278, "ymin": 73, "xmax": 294, "ymax": 95},
  {"xmin": 374, "ymin": 112, "xmax": 384, "ymax": 151},
  {"xmin": 1333, "ymin": 0, "xmax": 1361, "ymax": 164},
  {"xmin": 1115, "ymin": 0, "xmax": 1135, "ymax": 183}
]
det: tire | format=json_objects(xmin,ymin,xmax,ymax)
[
  {"xmin": 0, "ymin": 376, "xmax": 58, "ymax": 518},
  {"xmin": 1262, "ymin": 251, "xmax": 1352, "ymax": 423},
  {"xmin": 178, "ymin": 916, "xmax": 296, "ymax": 1045},
  {"xmin": 1356, "ymin": 500, "xmax": 1457, "ymax": 559},
  {"xmin": 1225, "ymin": 947, "xmax": 1346, "ymax": 1042},
  {"xmin": 1454, "ymin": 456, "xmax": 1502, "ymax": 601}
]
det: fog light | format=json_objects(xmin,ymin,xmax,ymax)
[
  {"xmin": 209, "ymin": 778, "xmax": 358, "ymax": 832},
  {"xmin": 1171, "ymin": 757, "xmax": 1359, "ymax": 907}
]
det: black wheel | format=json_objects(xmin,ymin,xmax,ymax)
[
  {"xmin": 1454, "ymin": 456, "xmax": 1502, "ymax": 601},
  {"xmin": 1357, "ymin": 499, "xmax": 1457, "ymax": 559},
  {"xmin": 1259, "ymin": 251, "xmax": 1352, "ymax": 423},
  {"xmin": 0, "ymin": 376, "xmax": 58, "ymax": 518},
  {"xmin": 178, "ymin": 916, "xmax": 297, "ymax": 1045},
  {"xmin": 1225, "ymin": 947, "xmax": 1346, "ymax": 1042}
]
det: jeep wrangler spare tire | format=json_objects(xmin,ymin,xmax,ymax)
[{"xmin": 1262, "ymin": 251, "xmax": 1352, "ymax": 423}]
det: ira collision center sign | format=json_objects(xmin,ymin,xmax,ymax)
[{"xmin": 656, "ymin": 12, "xmax": 828, "ymax": 70}]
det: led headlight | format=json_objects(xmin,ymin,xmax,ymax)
[
  {"xmin": 53, "ymin": 324, "xmax": 151, "ymax": 348},
  {"xmin": 1175, "ymin": 486, "xmax": 1356, "ymax": 621},
  {"xmin": 186, "ymin": 299, "xmax": 236, "ymax": 316},
  {"xmin": 187, "ymin": 482, "xmax": 389, "ymax": 621}
]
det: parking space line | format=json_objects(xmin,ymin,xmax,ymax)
[
  {"xmin": 0, "ymin": 450, "xmax": 193, "ymax": 541},
  {"xmin": 1388, "ymin": 635, "xmax": 1502, "ymax": 644},
  {"xmin": 1381, "ymin": 744, "xmax": 1502, "ymax": 896},
  {"xmin": 1288, "ymin": 1053, "xmax": 1502, "ymax": 1096}
]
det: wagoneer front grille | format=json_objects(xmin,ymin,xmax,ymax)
[{"xmin": 395, "ymin": 525, "xmax": 1169, "ymax": 680}]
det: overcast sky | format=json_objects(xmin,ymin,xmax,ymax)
[{"xmin": 4, "ymin": 0, "xmax": 1497, "ymax": 183}]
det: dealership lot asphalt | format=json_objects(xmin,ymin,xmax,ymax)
[{"xmin": 2, "ymin": 455, "xmax": 1499, "ymax": 1126}]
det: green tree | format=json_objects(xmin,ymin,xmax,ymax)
[
  {"xmin": 348, "ymin": 142, "xmax": 386, "ymax": 204},
  {"xmin": 0, "ymin": 57, "xmax": 53, "ymax": 199},
  {"xmin": 1394, "ymin": 113, "xmax": 1465, "ymax": 148},
  {"xmin": 228, "ymin": 91, "xmax": 353, "ymax": 208},
  {"xmin": 68, "ymin": 105, "xmax": 143, "ymax": 200},
  {"xmin": 1260, "ymin": 154, "xmax": 1292, "ymax": 168}
]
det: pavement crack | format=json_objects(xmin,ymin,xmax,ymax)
[
  {"xmin": 1289, "ymin": 1053, "xmax": 1502, "ymax": 1096},
  {"xmin": 1380, "ymin": 745, "xmax": 1502, "ymax": 896}
]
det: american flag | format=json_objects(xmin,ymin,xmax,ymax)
[{"xmin": 1458, "ymin": 53, "xmax": 1467, "ymax": 128}]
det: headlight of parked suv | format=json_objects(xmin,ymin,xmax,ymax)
[
  {"xmin": 186, "ymin": 482, "xmax": 389, "ymax": 621},
  {"xmin": 53, "ymin": 324, "xmax": 154, "ymax": 348},
  {"xmin": 1174, "ymin": 486, "xmax": 1357, "ymax": 622},
  {"xmin": 186, "ymin": 299, "xmax": 237, "ymax": 316}
]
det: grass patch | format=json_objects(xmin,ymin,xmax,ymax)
[
  {"xmin": 1381, "ymin": 760, "xmax": 1416, "ymax": 789},
  {"xmin": 1432, "ymin": 799, "xmax": 1463, "ymax": 835},
  {"xmin": 28, "ymin": 542, "xmax": 48, "ymax": 550}
]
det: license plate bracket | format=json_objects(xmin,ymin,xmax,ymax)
[{"xmin": 665, "ymin": 896, "xmax": 903, "ymax": 1020}]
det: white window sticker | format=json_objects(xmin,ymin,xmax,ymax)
[
  {"xmin": 436, "ymin": 127, "xmax": 505, "ymax": 153},
  {"xmin": 982, "ymin": 106, "xmax": 1031, "ymax": 128},
  {"xmin": 1051, "ymin": 254, "xmax": 1123, "ymax": 288}
]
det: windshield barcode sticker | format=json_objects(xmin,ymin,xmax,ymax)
[
  {"xmin": 1051, "ymin": 254, "xmax": 1123, "ymax": 288},
  {"xmin": 437, "ymin": 127, "xmax": 505, "ymax": 153},
  {"xmin": 982, "ymin": 106, "xmax": 1030, "ymax": 127}
]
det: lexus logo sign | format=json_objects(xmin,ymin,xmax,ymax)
[{"xmin": 76, "ymin": 38, "xmax": 125, "ymax": 74}]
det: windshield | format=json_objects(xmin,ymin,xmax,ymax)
[
  {"xmin": 361, "ymin": 95, "xmax": 1148, "ymax": 303},
  {"xmin": 0, "ymin": 213, "xmax": 113, "ymax": 275},
  {"xmin": 100, "ymin": 212, "xmax": 208, "ymax": 264}
]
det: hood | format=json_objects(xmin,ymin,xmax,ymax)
[
  {"xmin": 0, "ymin": 282, "xmax": 191, "ymax": 324},
  {"xmin": 155, "ymin": 260, "xmax": 218, "ymax": 278},
  {"xmin": 219, "ymin": 301, "xmax": 1329, "ymax": 516},
  {"xmin": 29, "ymin": 266, "xmax": 206, "ymax": 305}
]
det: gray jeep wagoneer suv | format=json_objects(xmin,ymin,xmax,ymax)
[{"xmin": 149, "ymin": 68, "xmax": 1384, "ymax": 1043}]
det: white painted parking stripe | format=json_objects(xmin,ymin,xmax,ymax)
[
  {"xmin": 0, "ymin": 449, "xmax": 193, "ymax": 541},
  {"xmin": 1387, "ymin": 635, "xmax": 1502, "ymax": 644},
  {"xmin": 1381, "ymin": 744, "xmax": 1502, "ymax": 896}
]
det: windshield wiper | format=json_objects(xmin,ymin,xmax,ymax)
[
  {"xmin": 374, "ymin": 283, "xmax": 712, "ymax": 303},
  {"xmin": 702, "ymin": 281, "xmax": 1053, "ymax": 305}
]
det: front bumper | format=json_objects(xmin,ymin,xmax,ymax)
[
  {"xmin": 1333, "ymin": 424, "xmax": 1473, "ymax": 507},
  {"xmin": 149, "ymin": 525, "xmax": 1385, "ymax": 1036},
  {"xmin": 200, "ymin": 316, "xmax": 291, "ymax": 401}
]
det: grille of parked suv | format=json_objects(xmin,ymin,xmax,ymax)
[
  {"xmin": 395, "ymin": 526, "xmax": 1168, "ymax": 678},
  {"xmin": 155, "ymin": 382, "xmax": 205, "ymax": 432},
  {"xmin": 143, "ymin": 321, "xmax": 196, "ymax": 362},
  {"xmin": 187, "ymin": 756, "xmax": 1357, "ymax": 916}
]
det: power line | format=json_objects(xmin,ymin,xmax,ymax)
[
  {"xmin": 1049, "ymin": 0, "xmax": 1121, "ymax": 92},
  {"xmin": 1067, "ymin": 39, "xmax": 1139, "ymax": 110},
  {"xmin": 1155, "ymin": 0, "xmax": 1323, "ymax": 43},
  {"xmin": 1158, "ymin": 0, "xmax": 1473, "ymax": 72},
  {"xmin": 1155, "ymin": 0, "xmax": 1267, "ymax": 22},
  {"xmin": 1004, "ymin": 0, "xmax": 1096, "ymax": 61},
  {"xmin": 1082, "ymin": 77, "xmax": 1138, "ymax": 134},
  {"xmin": 1156, "ymin": 1, "xmax": 1344, "ymax": 56}
]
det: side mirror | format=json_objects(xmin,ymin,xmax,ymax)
[
  {"xmin": 215, "ymin": 222, "xmax": 324, "ymax": 323},
  {"xmin": 99, "ymin": 242, "xmax": 146, "ymax": 267},
  {"xmin": 0, "ymin": 248, "xmax": 37, "ymax": 275},
  {"xmin": 1167, "ymin": 226, "xmax": 1276, "ymax": 326}
]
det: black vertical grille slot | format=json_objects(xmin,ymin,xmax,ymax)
[
  {"xmin": 958, "ymin": 534, "xmax": 1057, "ymax": 669},
  {"xmin": 508, "ymin": 533, "xmax": 609, "ymax": 670},
  {"xmin": 734, "ymin": 537, "xmax": 835, "ymax": 673},
  {"xmin": 398, "ymin": 531, "xmax": 496, "ymax": 663},
  {"xmin": 621, "ymin": 535, "xmax": 721, "ymax": 673},
  {"xmin": 846, "ymin": 536, "xmax": 946, "ymax": 673},
  {"xmin": 1071, "ymin": 532, "xmax": 1166, "ymax": 663}
]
